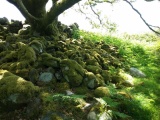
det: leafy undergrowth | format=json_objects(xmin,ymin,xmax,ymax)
[{"xmin": 79, "ymin": 31, "xmax": 160, "ymax": 120}]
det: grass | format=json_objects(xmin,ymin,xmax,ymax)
[{"xmin": 78, "ymin": 31, "xmax": 160, "ymax": 120}]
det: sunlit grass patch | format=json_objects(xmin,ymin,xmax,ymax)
[{"xmin": 79, "ymin": 30, "xmax": 160, "ymax": 120}]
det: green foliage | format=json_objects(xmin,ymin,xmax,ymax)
[
  {"xmin": 77, "ymin": 30, "xmax": 160, "ymax": 120},
  {"xmin": 102, "ymin": 96, "xmax": 131, "ymax": 119},
  {"xmin": 72, "ymin": 30, "xmax": 81, "ymax": 39}
]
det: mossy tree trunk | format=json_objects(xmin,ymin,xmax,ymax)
[{"xmin": 7, "ymin": 0, "xmax": 81, "ymax": 35}]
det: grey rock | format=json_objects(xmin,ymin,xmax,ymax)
[
  {"xmin": 82, "ymin": 103, "xmax": 92, "ymax": 110},
  {"xmin": 8, "ymin": 94, "xmax": 19, "ymax": 103},
  {"xmin": 39, "ymin": 72, "xmax": 53, "ymax": 82},
  {"xmin": 87, "ymin": 111, "xmax": 97, "ymax": 120},
  {"xmin": 66, "ymin": 90, "xmax": 74, "ymax": 96},
  {"xmin": 99, "ymin": 112, "xmax": 112, "ymax": 120},
  {"xmin": 130, "ymin": 67, "xmax": 146, "ymax": 78},
  {"xmin": 87, "ymin": 79, "xmax": 95, "ymax": 89}
]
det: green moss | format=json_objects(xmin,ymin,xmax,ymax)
[
  {"xmin": 29, "ymin": 40, "xmax": 43, "ymax": 53},
  {"xmin": 84, "ymin": 72, "xmax": 105, "ymax": 89},
  {"xmin": 74, "ymin": 86, "xmax": 90, "ymax": 95},
  {"xmin": 0, "ymin": 70, "xmax": 39, "ymax": 104},
  {"xmin": 60, "ymin": 59, "xmax": 85, "ymax": 87},
  {"xmin": 39, "ymin": 53, "xmax": 61, "ymax": 68},
  {"xmin": 0, "ymin": 51, "xmax": 17, "ymax": 63},
  {"xmin": 0, "ymin": 41, "xmax": 8, "ymax": 51},
  {"xmin": 29, "ymin": 37, "xmax": 47, "ymax": 51},
  {"xmin": 85, "ymin": 65, "xmax": 102, "ymax": 74},
  {"xmin": 86, "ymin": 58, "xmax": 100, "ymax": 66},
  {"xmin": 94, "ymin": 87, "xmax": 110, "ymax": 97},
  {"xmin": 95, "ymin": 74, "xmax": 105, "ymax": 86},
  {"xmin": 111, "ymin": 75, "xmax": 125, "ymax": 84},
  {"xmin": 17, "ymin": 45, "xmax": 36, "ymax": 63},
  {"xmin": 10, "ymin": 61, "xmax": 30, "ymax": 70},
  {"xmin": 41, "ymin": 93, "xmax": 87, "ymax": 119},
  {"xmin": 101, "ymin": 70, "xmax": 111, "ymax": 84},
  {"xmin": 55, "ymin": 82, "xmax": 70, "ymax": 93},
  {"xmin": 51, "ymin": 114, "xmax": 63, "ymax": 120},
  {"xmin": 0, "ymin": 61, "xmax": 31, "ymax": 78},
  {"xmin": 91, "ymin": 51, "xmax": 103, "ymax": 64},
  {"xmin": 74, "ymin": 57, "xmax": 86, "ymax": 68}
]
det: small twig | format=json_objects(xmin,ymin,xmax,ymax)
[
  {"xmin": 88, "ymin": 0, "xmax": 102, "ymax": 24},
  {"xmin": 77, "ymin": 3, "xmax": 93, "ymax": 22},
  {"xmin": 94, "ymin": 0, "xmax": 116, "ymax": 4},
  {"xmin": 124, "ymin": 0, "xmax": 160, "ymax": 35}
]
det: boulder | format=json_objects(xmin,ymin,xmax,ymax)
[
  {"xmin": 0, "ymin": 70, "xmax": 39, "ymax": 106},
  {"xmin": 60, "ymin": 59, "xmax": 85, "ymax": 87},
  {"xmin": 130, "ymin": 67, "xmax": 146, "ymax": 78},
  {"xmin": 94, "ymin": 87, "xmax": 110, "ymax": 97},
  {"xmin": 39, "ymin": 72, "xmax": 53, "ymax": 83},
  {"xmin": 39, "ymin": 53, "xmax": 61, "ymax": 68}
]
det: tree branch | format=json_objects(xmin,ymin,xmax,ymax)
[
  {"xmin": 124, "ymin": 0, "xmax": 160, "ymax": 35},
  {"xmin": 94, "ymin": 0, "xmax": 117, "ymax": 4},
  {"xmin": 46, "ymin": 0, "xmax": 81, "ymax": 24},
  {"xmin": 7, "ymin": 0, "xmax": 39, "ymax": 22},
  {"xmin": 88, "ymin": 0, "xmax": 102, "ymax": 24}
]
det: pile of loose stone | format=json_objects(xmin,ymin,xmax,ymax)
[{"xmin": 0, "ymin": 17, "xmax": 146, "ymax": 120}]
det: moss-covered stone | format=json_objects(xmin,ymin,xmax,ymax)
[
  {"xmin": 96, "ymin": 74, "xmax": 105, "ymax": 86},
  {"xmin": 0, "ymin": 70, "xmax": 40, "ymax": 105},
  {"xmin": 84, "ymin": 72, "xmax": 103, "ymax": 89},
  {"xmin": 74, "ymin": 86, "xmax": 90, "ymax": 95},
  {"xmin": 94, "ymin": 87, "xmax": 110, "ymax": 97},
  {"xmin": 55, "ymin": 82, "xmax": 70, "ymax": 93},
  {"xmin": 86, "ymin": 58, "xmax": 100, "ymax": 66},
  {"xmin": 28, "ymin": 68, "xmax": 39, "ymax": 84},
  {"xmin": 101, "ymin": 70, "xmax": 111, "ymax": 84},
  {"xmin": 0, "ymin": 22, "xmax": 133, "ymax": 119},
  {"xmin": 74, "ymin": 57, "xmax": 86, "ymax": 68},
  {"xmin": 29, "ymin": 40, "xmax": 44, "ymax": 53},
  {"xmin": 0, "ymin": 51, "xmax": 17, "ymax": 63},
  {"xmin": 0, "ymin": 61, "xmax": 31, "ymax": 79},
  {"xmin": 41, "ymin": 93, "xmax": 87, "ymax": 119},
  {"xmin": 85, "ymin": 65, "xmax": 102, "ymax": 74},
  {"xmin": 17, "ymin": 43, "xmax": 36, "ymax": 63},
  {"xmin": 0, "ymin": 41, "xmax": 8, "ymax": 51},
  {"xmin": 111, "ymin": 75, "xmax": 125, "ymax": 84},
  {"xmin": 5, "ymin": 35, "xmax": 18, "ymax": 43},
  {"xmin": 39, "ymin": 53, "xmax": 61, "ymax": 68},
  {"xmin": 60, "ymin": 59, "xmax": 85, "ymax": 87}
]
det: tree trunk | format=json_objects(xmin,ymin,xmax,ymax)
[
  {"xmin": 7, "ymin": 0, "xmax": 81, "ymax": 36},
  {"xmin": 29, "ymin": 17, "xmax": 60, "ymax": 36}
]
